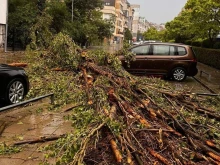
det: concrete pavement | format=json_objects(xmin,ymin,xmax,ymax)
[{"xmin": 195, "ymin": 62, "xmax": 220, "ymax": 93}]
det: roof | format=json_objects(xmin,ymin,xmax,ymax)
[{"xmin": 131, "ymin": 42, "xmax": 188, "ymax": 48}]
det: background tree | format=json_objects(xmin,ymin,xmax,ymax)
[
  {"xmin": 63, "ymin": 0, "xmax": 112, "ymax": 45},
  {"xmin": 47, "ymin": 2, "xmax": 70, "ymax": 33},
  {"xmin": 124, "ymin": 28, "xmax": 132, "ymax": 41},
  {"xmin": 185, "ymin": 0, "xmax": 220, "ymax": 43},
  {"xmin": 143, "ymin": 27, "xmax": 165, "ymax": 41},
  {"xmin": 8, "ymin": 0, "xmax": 38, "ymax": 49},
  {"xmin": 165, "ymin": 0, "xmax": 220, "ymax": 47},
  {"xmin": 8, "ymin": 0, "xmax": 113, "ymax": 49},
  {"xmin": 165, "ymin": 10, "xmax": 194, "ymax": 43}
]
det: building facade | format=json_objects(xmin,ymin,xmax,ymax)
[
  {"xmin": 0, "ymin": 25, "xmax": 5, "ymax": 48},
  {"xmin": 102, "ymin": 0, "xmax": 134, "ymax": 44},
  {"xmin": 130, "ymin": 4, "xmax": 140, "ymax": 41},
  {"xmin": 102, "ymin": 0, "xmax": 117, "ymax": 41},
  {"xmin": 123, "ymin": 1, "xmax": 134, "ymax": 34},
  {"xmin": 115, "ymin": 0, "xmax": 124, "ymax": 43}
]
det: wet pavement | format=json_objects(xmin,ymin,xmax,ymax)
[
  {"xmin": 0, "ymin": 101, "xmax": 73, "ymax": 165},
  {"xmin": 168, "ymin": 62, "xmax": 220, "ymax": 94},
  {"xmin": 195, "ymin": 62, "xmax": 220, "ymax": 93}
]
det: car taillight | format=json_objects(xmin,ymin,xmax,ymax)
[
  {"xmin": 191, "ymin": 58, "xmax": 197, "ymax": 62},
  {"xmin": 190, "ymin": 47, "xmax": 197, "ymax": 62}
]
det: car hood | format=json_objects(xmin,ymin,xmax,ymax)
[{"xmin": 0, "ymin": 64, "xmax": 23, "ymax": 71}]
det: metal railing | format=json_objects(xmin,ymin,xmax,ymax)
[{"xmin": 0, "ymin": 93, "xmax": 54, "ymax": 113}]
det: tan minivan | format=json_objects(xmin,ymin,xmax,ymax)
[{"xmin": 120, "ymin": 42, "xmax": 198, "ymax": 81}]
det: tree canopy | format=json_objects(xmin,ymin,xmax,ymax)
[
  {"xmin": 165, "ymin": 0, "xmax": 220, "ymax": 47},
  {"xmin": 184, "ymin": 0, "xmax": 220, "ymax": 42},
  {"xmin": 124, "ymin": 28, "xmax": 132, "ymax": 41},
  {"xmin": 8, "ymin": 0, "xmax": 114, "ymax": 49},
  {"xmin": 8, "ymin": 0, "xmax": 38, "ymax": 48},
  {"xmin": 143, "ymin": 28, "xmax": 165, "ymax": 41}
]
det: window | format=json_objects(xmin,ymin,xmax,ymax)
[
  {"xmin": 153, "ymin": 45, "xmax": 175, "ymax": 55},
  {"xmin": 153, "ymin": 45, "xmax": 170, "ymax": 55},
  {"xmin": 170, "ymin": 46, "xmax": 175, "ymax": 55},
  {"xmin": 177, "ymin": 47, "xmax": 187, "ymax": 55},
  {"xmin": 131, "ymin": 45, "xmax": 150, "ymax": 55}
]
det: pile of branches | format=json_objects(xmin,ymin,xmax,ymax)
[{"xmin": 24, "ymin": 33, "xmax": 220, "ymax": 165}]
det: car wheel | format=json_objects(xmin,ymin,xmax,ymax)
[
  {"xmin": 172, "ymin": 67, "xmax": 186, "ymax": 81},
  {"xmin": 6, "ymin": 78, "xmax": 25, "ymax": 104}
]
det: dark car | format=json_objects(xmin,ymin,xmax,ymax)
[
  {"xmin": 119, "ymin": 42, "xmax": 198, "ymax": 81},
  {"xmin": 0, "ymin": 64, "xmax": 29, "ymax": 104}
]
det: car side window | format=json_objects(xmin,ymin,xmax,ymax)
[
  {"xmin": 153, "ymin": 45, "xmax": 170, "ymax": 55},
  {"xmin": 131, "ymin": 45, "xmax": 150, "ymax": 55},
  {"xmin": 177, "ymin": 46, "xmax": 187, "ymax": 55},
  {"xmin": 170, "ymin": 46, "xmax": 175, "ymax": 55}
]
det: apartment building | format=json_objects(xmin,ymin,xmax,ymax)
[
  {"xmin": 138, "ymin": 17, "xmax": 146, "ymax": 33},
  {"xmin": 130, "ymin": 4, "xmax": 140, "ymax": 41},
  {"xmin": 149, "ymin": 22, "xmax": 165, "ymax": 31},
  {"xmin": 123, "ymin": 1, "xmax": 134, "ymax": 33},
  {"xmin": 102, "ymin": 0, "xmax": 134, "ymax": 44},
  {"xmin": 115, "ymin": 0, "xmax": 124, "ymax": 43},
  {"xmin": 138, "ymin": 17, "xmax": 149, "ymax": 34}
]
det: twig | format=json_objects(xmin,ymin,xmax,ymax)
[
  {"xmin": 62, "ymin": 104, "xmax": 82, "ymax": 112},
  {"xmin": 71, "ymin": 122, "xmax": 105, "ymax": 165},
  {"xmin": 146, "ymin": 147, "xmax": 171, "ymax": 165},
  {"xmin": 110, "ymin": 138, "xmax": 123, "ymax": 163},
  {"xmin": 163, "ymin": 94, "xmax": 197, "ymax": 133},
  {"xmin": 13, "ymin": 134, "xmax": 66, "ymax": 145},
  {"xmin": 134, "ymin": 128, "xmax": 178, "ymax": 133}
]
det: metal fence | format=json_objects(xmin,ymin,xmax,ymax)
[{"xmin": 0, "ymin": 93, "xmax": 54, "ymax": 113}]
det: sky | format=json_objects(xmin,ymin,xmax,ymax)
[{"xmin": 128, "ymin": 0, "xmax": 188, "ymax": 24}]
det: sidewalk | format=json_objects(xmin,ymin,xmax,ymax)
[{"xmin": 0, "ymin": 101, "xmax": 73, "ymax": 165}]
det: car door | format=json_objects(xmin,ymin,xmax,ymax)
[
  {"xmin": 146, "ymin": 44, "xmax": 175, "ymax": 75},
  {"xmin": 123, "ymin": 45, "xmax": 150, "ymax": 74}
]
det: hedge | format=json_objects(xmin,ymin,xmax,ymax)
[{"xmin": 193, "ymin": 47, "xmax": 220, "ymax": 70}]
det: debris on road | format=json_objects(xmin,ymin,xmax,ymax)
[{"xmin": 1, "ymin": 33, "xmax": 220, "ymax": 165}]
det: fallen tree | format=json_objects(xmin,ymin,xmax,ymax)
[{"xmin": 22, "ymin": 33, "xmax": 220, "ymax": 165}]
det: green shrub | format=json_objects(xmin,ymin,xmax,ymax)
[
  {"xmin": 193, "ymin": 47, "xmax": 220, "ymax": 69},
  {"xmin": 191, "ymin": 41, "xmax": 202, "ymax": 47},
  {"xmin": 202, "ymin": 39, "xmax": 214, "ymax": 48},
  {"xmin": 185, "ymin": 40, "xmax": 192, "ymax": 45},
  {"xmin": 213, "ymin": 42, "xmax": 220, "ymax": 49}
]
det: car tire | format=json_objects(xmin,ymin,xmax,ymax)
[
  {"xmin": 6, "ymin": 78, "xmax": 25, "ymax": 104},
  {"xmin": 172, "ymin": 67, "xmax": 186, "ymax": 82}
]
